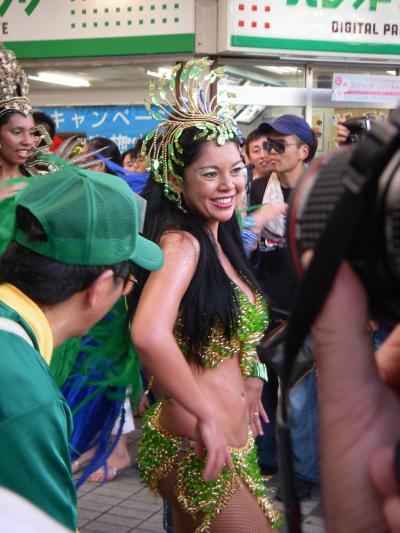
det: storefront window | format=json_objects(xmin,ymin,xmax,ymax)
[
  {"xmin": 220, "ymin": 59, "xmax": 305, "ymax": 89},
  {"xmin": 312, "ymin": 64, "xmax": 398, "ymax": 153},
  {"xmin": 217, "ymin": 59, "xmax": 306, "ymax": 133}
]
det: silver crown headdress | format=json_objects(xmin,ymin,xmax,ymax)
[{"xmin": 0, "ymin": 47, "xmax": 31, "ymax": 118}]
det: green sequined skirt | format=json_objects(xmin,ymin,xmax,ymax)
[{"xmin": 138, "ymin": 401, "xmax": 282, "ymax": 532}]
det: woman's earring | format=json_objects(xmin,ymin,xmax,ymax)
[{"xmin": 176, "ymin": 192, "xmax": 187, "ymax": 213}]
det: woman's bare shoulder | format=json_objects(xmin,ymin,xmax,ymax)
[{"xmin": 160, "ymin": 230, "xmax": 200, "ymax": 258}]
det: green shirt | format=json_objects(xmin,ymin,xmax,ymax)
[
  {"xmin": 0, "ymin": 177, "xmax": 31, "ymax": 256},
  {"xmin": 0, "ymin": 288, "xmax": 77, "ymax": 531}
]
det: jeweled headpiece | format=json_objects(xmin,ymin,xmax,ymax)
[
  {"xmin": 142, "ymin": 57, "xmax": 240, "ymax": 206},
  {"xmin": 0, "ymin": 47, "xmax": 31, "ymax": 118}
]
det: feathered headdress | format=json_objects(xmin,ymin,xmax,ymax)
[
  {"xmin": 142, "ymin": 57, "xmax": 240, "ymax": 207},
  {"xmin": 0, "ymin": 47, "xmax": 31, "ymax": 118}
]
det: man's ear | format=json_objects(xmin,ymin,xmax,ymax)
[
  {"xmin": 85, "ymin": 269, "xmax": 115, "ymax": 310},
  {"xmin": 98, "ymin": 160, "xmax": 107, "ymax": 172},
  {"xmin": 300, "ymin": 143, "xmax": 309, "ymax": 162}
]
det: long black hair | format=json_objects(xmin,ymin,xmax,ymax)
[{"xmin": 129, "ymin": 128, "xmax": 261, "ymax": 365}]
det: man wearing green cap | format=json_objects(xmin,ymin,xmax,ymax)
[{"xmin": 0, "ymin": 166, "xmax": 163, "ymax": 531}]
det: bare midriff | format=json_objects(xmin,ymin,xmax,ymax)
[{"xmin": 157, "ymin": 355, "xmax": 249, "ymax": 447}]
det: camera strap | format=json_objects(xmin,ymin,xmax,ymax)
[
  {"xmin": 277, "ymin": 178, "xmax": 367, "ymax": 533},
  {"xmin": 278, "ymin": 108, "xmax": 400, "ymax": 533}
]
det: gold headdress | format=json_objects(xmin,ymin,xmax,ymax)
[
  {"xmin": 25, "ymin": 136, "xmax": 114, "ymax": 175},
  {"xmin": 0, "ymin": 47, "xmax": 31, "ymax": 118},
  {"xmin": 142, "ymin": 57, "xmax": 240, "ymax": 207}
]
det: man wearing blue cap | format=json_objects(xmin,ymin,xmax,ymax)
[
  {"xmin": 0, "ymin": 167, "xmax": 163, "ymax": 530},
  {"xmin": 250, "ymin": 113, "xmax": 317, "ymax": 314},
  {"xmin": 249, "ymin": 114, "xmax": 319, "ymax": 499}
]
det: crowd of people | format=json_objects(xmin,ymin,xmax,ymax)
[{"xmin": 0, "ymin": 46, "xmax": 400, "ymax": 533}]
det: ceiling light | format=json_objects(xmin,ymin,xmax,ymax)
[
  {"xmin": 256, "ymin": 66, "xmax": 300, "ymax": 75},
  {"xmin": 28, "ymin": 72, "xmax": 90, "ymax": 87},
  {"xmin": 146, "ymin": 67, "xmax": 172, "ymax": 79},
  {"xmin": 386, "ymin": 70, "xmax": 397, "ymax": 76}
]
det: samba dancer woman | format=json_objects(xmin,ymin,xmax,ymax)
[{"xmin": 131, "ymin": 59, "xmax": 282, "ymax": 532}]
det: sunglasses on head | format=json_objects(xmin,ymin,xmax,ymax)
[{"xmin": 263, "ymin": 139, "xmax": 302, "ymax": 154}]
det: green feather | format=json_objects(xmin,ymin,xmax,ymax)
[{"xmin": 180, "ymin": 67, "xmax": 187, "ymax": 82}]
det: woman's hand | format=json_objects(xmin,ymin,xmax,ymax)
[
  {"xmin": 244, "ymin": 377, "xmax": 269, "ymax": 437},
  {"xmin": 375, "ymin": 324, "xmax": 400, "ymax": 394},
  {"xmin": 0, "ymin": 181, "xmax": 28, "ymax": 200},
  {"xmin": 194, "ymin": 414, "xmax": 233, "ymax": 481}
]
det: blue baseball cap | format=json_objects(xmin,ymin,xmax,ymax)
[{"xmin": 259, "ymin": 114, "xmax": 314, "ymax": 147}]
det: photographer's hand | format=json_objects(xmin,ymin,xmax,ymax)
[
  {"xmin": 370, "ymin": 327, "xmax": 400, "ymax": 532},
  {"xmin": 335, "ymin": 118, "xmax": 350, "ymax": 146},
  {"xmin": 370, "ymin": 444, "xmax": 400, "ymax": 533},
  {"xmin": 376, "ymin": 324, "xmax": 400, "ymax": 394},
  {"xmin": 312, "ymin": 262, "xmax": 400, "ymax": 532}
]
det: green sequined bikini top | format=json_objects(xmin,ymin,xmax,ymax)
[{"xmin": 174, "ymin": 284, "xmax": 269, "ymax": 371}]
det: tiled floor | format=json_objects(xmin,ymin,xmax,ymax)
[{"xmin": 77, "ymin": 428, "xmax": 325, "ymax": 532}]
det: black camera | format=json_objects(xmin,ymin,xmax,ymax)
[
  {"xmin": 279, "ymin": 110, "xmax": 400, "ymax": 532},
  {"xmin": 287, "ymin": 108, "xmax": 400, "ymax": 322},
  {"xmin": 343, "ymin": 115, "xmax": 372, "ymax": 145}
]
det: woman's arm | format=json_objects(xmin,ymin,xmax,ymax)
[{"xmin": 131, "ymin": 231, "xmax": 233, "ymax": 480}]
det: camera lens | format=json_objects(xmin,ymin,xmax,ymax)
[
  {"xmin": 287, "ymin": 143, "xmax": 400, "ymax": 322},
  {"xmin": 287, "ymin": 148, "xmax": 353, "ymax": 274},
  {"xmin": 343, "ymin": 117, "xmax": 371, "ymax": 145},
  {"xmin": 347, "ymin": 133, "xmax": 361, "ymax": 145}
]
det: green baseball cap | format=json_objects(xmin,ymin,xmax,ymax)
[{"xmin": 15, "ymin": 166, "xmax": 163, "ymax": 271}]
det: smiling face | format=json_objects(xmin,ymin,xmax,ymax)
[
  {"xmin": 178, "ymin": 140, "xmax": 246, "ymax": 227},
  {"xmin": 0, "ymin": 113, "xmax": 35, "ymax": 167}
]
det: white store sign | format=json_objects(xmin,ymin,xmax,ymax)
[
  {"xmin": 219, "ymin": 0, "xmax": 400, "ymax": 59},
  {"xmin": 332, "ymin": 72, "xmax": 400, "ymax": 103},
  {"xmin": 1, "ymin": 0, "xmax": 195, "ymax": 58}
]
